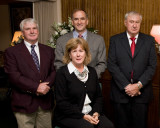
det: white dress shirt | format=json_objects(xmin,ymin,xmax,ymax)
[
  {"xmin": 24, "ymin": 40, "xmax": 40, "ymax": 64},
  {"xmin": 126, "ymin": 32, "xmax": 139, "ymax": 47}
]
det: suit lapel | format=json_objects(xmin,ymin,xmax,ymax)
[
  {"xmin": 121, "ymin": 32, "xmax": 132, "ymax": 58},
  {"xmin": 134, "ymin": 33, "xmax": 143, "ymax": 58},
  {"xmin": 120, "ymin": 32, "xmax": 144, "ymax": 58},
  {"xmin": 39, "ymin": 44, "xmax": 45, "ymax": 74},
  {"xmin": 86, "ymin": 31, "xmax": 92, "ymax": 45},
  {"xmin": 86, "ymin": 31, "xmax": 96, "ymax": 50},
  {"xmin": 20, "ymin": 42, "xmax": 40, "ymax": 73}
]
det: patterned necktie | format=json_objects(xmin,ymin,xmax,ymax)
[
  {"xmin": 130, "ymin": 37, "xmax": 136, "ymax": 81},
  {"xmin": 78, "ymin": 34, "xmax": 83, "ymax": 38},
  {"xmin": 31, "ymin": 45, "xmax": 40, "ymax": 71},
  {"xmin": 130, "ymin": 37, "xmax": 136, "ymax": 57}
]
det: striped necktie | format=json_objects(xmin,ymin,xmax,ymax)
[
  {"xmin": 31, "ymin": 45, "xmax": 40, "ymax": 71},
  {"xmin": 78, "ymin": 34, "xmax": 83, "ymax": 38}
]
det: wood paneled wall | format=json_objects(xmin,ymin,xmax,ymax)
[
  {"xmin": 62, "ymin": 0, "xmax": 160, "ymax": 56},
  {"xmin": 61, "ymin": 0, "xmax": 160, "ymax": 127}
]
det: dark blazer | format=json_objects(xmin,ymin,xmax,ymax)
[
  {"xmin": 4, "ymin": 42, "xmax": 56, "ymax": 113},
  {"xmin": 54, "ymin": 65, "xmax": 103, "ymax": 121},
  {"xmin": 107, "ymin": 32, "xmax": 157, "ymax": 103},
  {"xmin": 54, "ymin": 30, "xmax": 107, "ymax": 78}
]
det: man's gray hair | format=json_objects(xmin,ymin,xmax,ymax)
[
  {"xmin": 20, "ymin": 18, "xmax": 39, "ymax": 31},
  {"xmin": 125, "ymin": 11, "xmax": 142, "ymax": 21}
]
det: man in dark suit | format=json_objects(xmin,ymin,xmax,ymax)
[
  {"xmin": 4, "ymin": 18, "xmax": 56, "ymax": 128},
  {"xmin": 54, "ymin": 9, "xmax": 107, "ymax": 78},
  {"xmin": 107, "ymin": 11, "xmax": 157, "ymax": 128}
]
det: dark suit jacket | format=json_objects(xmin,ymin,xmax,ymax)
[
  {"xmin": 107, "ymin": 32, "xmax": 157, "ymax": 103},
  {"xmin": 54, "ymin": 66, "xmax": 103, "ymax": 121},
  {"xmin": 54, "ymin": 30, "xmax": 107, "ymax": 78},
  {"xmin": 4, "ymin": 42, "xmax": 56, "ymax": 113}
]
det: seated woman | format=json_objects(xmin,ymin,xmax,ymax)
[{"xmin": 54, "ymin": 38, "xmax": 114, "ymax": 128}]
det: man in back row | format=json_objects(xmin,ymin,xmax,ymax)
[{"xmin": 54, "ymin": 9, "xmax": 107, "ymax": 78}]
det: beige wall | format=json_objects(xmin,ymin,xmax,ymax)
[
  {"xmin": 61, "ymin": 0, "xmax": 160, "ymax": 57},
  {"xmin": 0, "ymin": 1, "xmax": 61, "ymax": 49},
  {"xmin": 0, "ymin": 5, "xmax": 12, "ymax": 51}
]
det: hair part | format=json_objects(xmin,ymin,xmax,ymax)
[
  {"xmin": 124, "ymin": 11, "xmax": 142, "ymax": 21},
  {"xmin": 71, "ymin": 9, "xmax": 88, "ymax": 19},
  {"xmin": 20, "ymin": 18, "xmax": 39, "ymax": 31},
  {"xmin": 63, "ymin": 38, "xmax": 91, "ymax": 65}
]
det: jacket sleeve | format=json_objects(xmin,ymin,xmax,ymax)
[
  {"xmin": 54, "ymin": 38, "xmax": 65, "ymax": 70},
  {"xmin": 107, "ymin": 37, "xmax": 131, "ymax": 90},
  {"xmin": 4, "ymin": 48, "xmax": 39, "ymax": 93},
  {"xmin": 138, "ymin": 37, "xmax": 157, "ymax": 87},
  {"xmin": 55, "ymin": 68, "xmax": 84, "ymax": 119},
  {"xmin": 94, "ymin": 36, "xmax": 107, "ymax": 78}
]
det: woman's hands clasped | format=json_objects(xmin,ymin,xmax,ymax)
[{"xmin": 83, "ymin": 112, "xmax": 100, "ymax": 125}]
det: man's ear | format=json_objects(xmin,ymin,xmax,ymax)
[
  {"xmin": 71, "ymin": 20, "xmax": 74, "ymax": 25},
  {"xmin": 21, "ymin": 31, "xmax": 24, "ymax": 37},
  {"xmin": 87, "ymin": 19, "xmax": 89, "ymax": 25}
]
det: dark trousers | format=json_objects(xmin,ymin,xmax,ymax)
[
  {"xmin": 56, "ymin": 115, "xmax": 114, "ymax": 128},
  {"xmin": 113, "ymin": 102, "xmax": 148, "ymax": 128}
]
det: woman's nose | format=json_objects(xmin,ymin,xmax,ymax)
[{"xmin": 76, "ymin": 52, "xmax": 80, "ymax": 56}]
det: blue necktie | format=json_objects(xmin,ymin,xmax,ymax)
[{"xmin": 31, "ymin": 45, "xmax": 40, "ymax": 71}]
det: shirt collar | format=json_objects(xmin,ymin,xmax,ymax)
[
  {"xmin": 24, "ymin": 40, "xmax": 38, "ymax": 47},
  {"xmin": 126, "ymin": 32, "xmax": 139, "ymax": 40},
  {"xmin": 67, "ymin": 62, "xmax": 89, "ymax": 74},
  {"xmin": 73, "ymin": 30, "xmax": 87, "ymax": 40}
]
